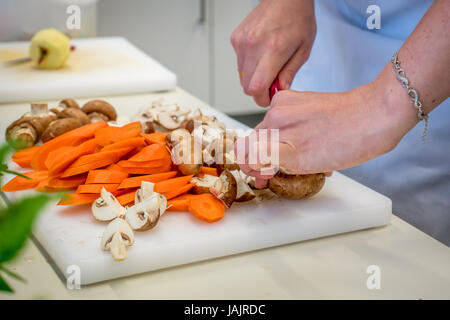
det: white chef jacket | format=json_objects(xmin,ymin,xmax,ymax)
[{"xmin": 291, "ymin": 0, "xmax": 449, "ymax": 245}]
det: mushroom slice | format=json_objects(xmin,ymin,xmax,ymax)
[
  {"xmin": 230, "ymin": 170, "xmax": 256, "ymax": 202},
  {"xmin": 126, "ymin": 193, "xmax": 167, "ymax": 231},
  {"xmin": 209, "ymin": 169, "xmax": 237, "ymax": 208},
  {"xmin": 134, "ymin": 181, "xmax": 155, "ymax": 204},
  {"xmin": 92, "ymin": 187, "xmax": 126, "ymax": 222},
  {"xmin": 101, "ymin": 218, "xmax": 134, "ymax": 261},
  {"xmin": 191, "ymin": 174, "xmax": 220, "ymax": 194}
]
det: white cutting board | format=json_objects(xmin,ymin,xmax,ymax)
[
  {"xmin": 0, "ymin": 37, "xmax": 177, "ymax": 103},
  {"xmin": 3, "ymin": 105, "xmax": 391, "ymax": 285}
]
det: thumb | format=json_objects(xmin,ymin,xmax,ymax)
[{"xmin": 277, "ymin": 47, "xmax": 310, "ymax": 90}]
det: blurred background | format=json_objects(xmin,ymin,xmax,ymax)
[{"xmin": 0, "ymin": 0, "xmax": 265, "ymax": 126}]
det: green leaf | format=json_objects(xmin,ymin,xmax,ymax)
[
  {"xmin": 2, "ymin": 168, "xmax": 30, "ymax": 180},
  {"xmin": 0, "ymin": 194, "xmax": 52, "ymax": 263},
  {"xmin": 0, "ymin": 265, "xmax": 26, "ymax": 283},
  {"xmin": 0, "ymin": 274, "xmax": 13, "ymax": 292}
]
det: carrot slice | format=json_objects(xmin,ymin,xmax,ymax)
[
  {"xmin": 141, "ymin": 132, "xmax": 168, "ymax": 145},
  {"xmin": 95, "ymin": 122, "xmax": 141, "ymax": 146},
  {"xmin": 117, "ymin": 163, "xmax": 172, "ymax": 175},
  {"xmin": 12, "ymin": 145, "xmax": 41, "ymax": 159},
  {"xmin": 200, "ymin": 166, "xmax": 218, "ymax": 176},
  {"xmin": 118, "ymin": 171, "xmax": 177, "ymax": 189},
  {"xmin": 47, "ymin": 175, "xmax": 87, "ymax": 189},
  {"xmin": 76, "ymin": 183, "xmax": 120, "ymax": 194},
  {"xmin": 46, "ymin": 139, "xmax": 100, "ymax": 176},
  {"xmin": 106, "ymin": 163, "xmax": 129, "ymax": 173},
  {"xmin": 69, "ymin": 147, "xmax": 133, "ymax": 168},
  {"xmin": 116, "ymin": 189, "xmax": 137, "ymax": 206},
  {"xmin": 163, "ymin": 183, "xmax": 195, "ymax": 200},
  {"xmin": 188, "ymin": 193, "xmax": 226, "ymax": 223},
  {"xmin": 85, "ymin": 169, "xmax": 129, "ymax": 184},
  {"xmin": 57, "ymin": 193, "xmax": 99, "ymax": 206},
  {"xmin": 13, "ymin": 155, "xmax": 33, "ymax": 168},
  {"xmin": 1, "ymin": 170, "xmax": 48, "ymax": 192},
  {"xmin": 167, "ymin": 198, "xmax": 190, "ymax": 212},
  {"xmin": 154, "ymin": 175, "xmax": 194, "ymax": 194},
  {"xmin": 128, "ymin": 144, "xmax": 169, "ymax": 162},
  {"xmin": 100, "ymin": 136, "xmax": 145, "ymax": 152}
]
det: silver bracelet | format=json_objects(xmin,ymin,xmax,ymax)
[{"xmin": 391, "ymin": 52, "xmax": 429, "ymax": 143}]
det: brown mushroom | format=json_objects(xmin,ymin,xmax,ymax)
[
  {"xmin": 82, "ymin": 100, "xmax": 117, "ymax": 122},
  {"xmin": 57, "ymin": 107, "xmax": 90, "ymax": 125},
  {"xmin": 166, "ymin": 128, "xmax": 202, "ymax": 175},
  {"xmin": 209, "ymin": 169, "xmax": 237, "ymax": 208},
  {"xmin": 190, "ymin": 174, "xmax": 220, "ymax": 194},
  {"xmin": 41, "ymin": 118, "xmax": 83, "ymax": 142},
  {"xmin": 59, "ymin": 98, "xmax": 80, "ymax": 109},
  {"xmin": 268, "ymin": 172, "xmax": 326, "ymax": 199}
]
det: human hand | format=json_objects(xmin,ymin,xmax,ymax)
[
  {"xmin": 230, "ymin": 0, "xmax": 316, "ymax": 106},
  {"xmin": 235, "ymin": 76, "xmax": 419, "ymax": 188}
]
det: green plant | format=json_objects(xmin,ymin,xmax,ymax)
[{"xmin": 0, "ymin": 144, "xmax": 53, "ymax": 292}]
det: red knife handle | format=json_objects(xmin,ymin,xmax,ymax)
[{"xmin": 269, "ymin": 77, "xmax": 281, "ymax": 101}]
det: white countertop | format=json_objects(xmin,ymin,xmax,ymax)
[{"xmin": 0, "ymin": 88, "xmax": 449, "ymax": 299}]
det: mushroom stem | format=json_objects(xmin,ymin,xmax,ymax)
[{"xmin": 110, "ymin": 232, "xmax": 127, "ymax": 261}]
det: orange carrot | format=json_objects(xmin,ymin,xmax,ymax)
[
  {"xmin": 95, "ymin": 122, "xmax": 141, "ymax": 146},
  {"xmin": 100, "ymin": 136, "xmax": 145, "ymax": 152},
  {"xmin": 46, "ymin": 139, "xmax": 100, "ymax": 176},
  {"xmin": 118, "ymin": 171, "xmax": 177, "ymax": 189},
  {"xmin": 141, "ymin": 132, "xmax": 168, "ymax": 145},
  {"xmin": 188, "ymin": 193, "xmax": 226, "ymax": 223},
  {"xmin": 68, "ymin": 147, "xmax": 132, "ymax": 168},
  {"xmin": 128, "ymin": 143, "xmax": 170, "ymax": 162},
  {"xmin": 1, "ymin": 171, "xmax": 48, "ymax": 192},
  {"xmin": 57, "ymin": 193, "xmax": 99, "ymax": 206},
  {"xmin": 12, "ymin": 145, "xmax": 41, "ymax": 159},
  {"xmin": 106, "ymin": 163, "xmax": 129, "ymax": 173},
  {"xmin": 117, "ymin": 163, "xmax": 172, "ymax": 175},
  {"xmin": 167, "ymin": 198, "xmax": 190, "ymax": 212},
  {"xmin": 13, "ymin": 155, "xmax": 33, "ymax": 168},
  {"xmin": 76, "ymin": 183, "xmax": 120, "ymax": 194},
  {"xmin": 85, "ymin": 169, "xmax": 129, "ymax": 184},
  {"xmin": 116, "ymin": 189, "xmax": 137, "ymax": 206},
  {"xmin": 163, "ymin": 183, "xmax": 195, "ymax": 200},
  {"xmin": 47, "ymin": 175, "xmax": 87, "ymax": 189},
  {"xmin": 200, "ymin": 166, "xmax": 218, "ymax": 176},
  {"xmin": 154, "ymin": 175, "xmax": 194, "ymax": 194}
]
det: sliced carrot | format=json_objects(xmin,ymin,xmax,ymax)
[
  {"xmin": 46, "ymin": 139, "xmax": 100, "ymax": 176},
  {"xmin": 117, "ymin": 163, "xmax": 172, "ymax": 175},
  {"xmin": 68, "ymin": 147, "xmax": 133, "ymax": 168},
  {"xmin": 117, "ymin": 159, "xmax": 169, "ymax": 168},
  {"xmin": 47, "ymin": 175, "xmax": 87, "ymax": 189},
  {"xmin": 57, "ymin": 193, "xmax": 99, "ymax": 206},
  {"xmin": 85, "ymin": 169, "xmax": 129, "ymax": 184},
  {"xmin": 106, "ymin": 163, "xmax": 129, "ymax": 173},
  {"xmin": 154, "ymin": 175, "xmax": 194, "ymax": 194},
  {"xmin": 100, "ymin": 136, "xmax": 145, "ymax": 152},
  {"xmin": 95, "ymin": 122, "xmax": 141, "ymax": 146},
  {"xmin": 188, "ymin": 193, "xmax": 226, "ymax": 223},
  {"xmin": 12, "ymin": 145, "xmax": 41, "ymax": 159},
  {"xmin": 167, "ymin": 198, "xmax": 190, "ymax": 212},
  {"xmin": 116, "ymin": 189, "xmax": 137, "ymax": 206},
  {"xmin": 1, "ymin": 170, "xmax": 48, "ymax": 192},
  {"xmin": 30, "ymin": 121, "xmax": 108, "ymax": 171},
  {"xmin": 13, "ymin": 155, "xmax": 33, "ymax": 168},
  {"xmin": 163, "ymin": 183, "xmax": 195, "ymax": 200},
  {"xmin": 76, "ymin": 183, "xmax": 120, "ymax": 194},
  {"xmin": 128, "ymin": 143, "xmax": 170, "ymax": 162},
  {"xmin": 200, "ymin": 166, "xmax": 218, "ymax": 176},
  {"xmin": 141, "ymin": 132, "xmax": 168, "ymax": 145},
  {"xmin": 118, "ymin": 171, "xmax": 177, "ymax": 189}
]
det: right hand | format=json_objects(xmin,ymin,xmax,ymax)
[{"xmin": 230, "ymin": 0, "xmax": 316, "ymax": 106}]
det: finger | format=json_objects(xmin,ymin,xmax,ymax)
[
  {"xmin": 255, "ymin": 177, "xmax": 269, "ymax": 189},
  {"xmin": 277, "ymin": 45, "xmax": 310, "ymax": 90},
  {"xmin": 324, "ymin": 171, "xmax": 333, "ymax": 177}
]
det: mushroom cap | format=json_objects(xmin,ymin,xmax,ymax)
[
  {"xmin": 268, "ymin": 172, "xmax": 326, "ymax": 199},
  {"xmin": 101, "ymin": 217, "xmax": 134, "ymax": 250},
  {"xmin": 57, "ymin": 108, "xmax": 90, "ymax": 125},
  {"xmin": 82, "ymin": 100, "xmax": 117, "ymax": 121},
  {"xmin": 41, "ymin": 118, "xmax": 83, "ymax": 142},
  {"xmin": 92, "ymin": 188, "xmax": 126, "ymax": 222},
  {"xmin": 59, "ymin": 98, "xmax": 80, "ymax": 109},
  {"xmin": 5, "ymin": 120, "xmax": 37, "ymax": 149},
  {"xmin": 230, "ymin": 170, "xmax": 256, "ymax": 202}
]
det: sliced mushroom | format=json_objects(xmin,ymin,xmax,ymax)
[
  {"xmin": 230, "ymin": 170, "xmax": 256, "ymax": 202},
  {"xmin": 92, "ymin": 187, "xmax": 126, "ymax": 222},
  {"xmin": 209, "ymin": 169, "xmax": 237, "ymax": 208},
  {"xmin": 191, "ymin": 174, "xmax": 220, "ymax": 194},
  {"xmin": 126, "ymin": 181, "xmax": 167, "ymax": 231},
  {"xmin": 167, "ymin": 129, "xmax": 202, "ymax": 175},
  {"xmin": 101, "ymin": 218, "xmax": 134, "ymax": 261}
]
